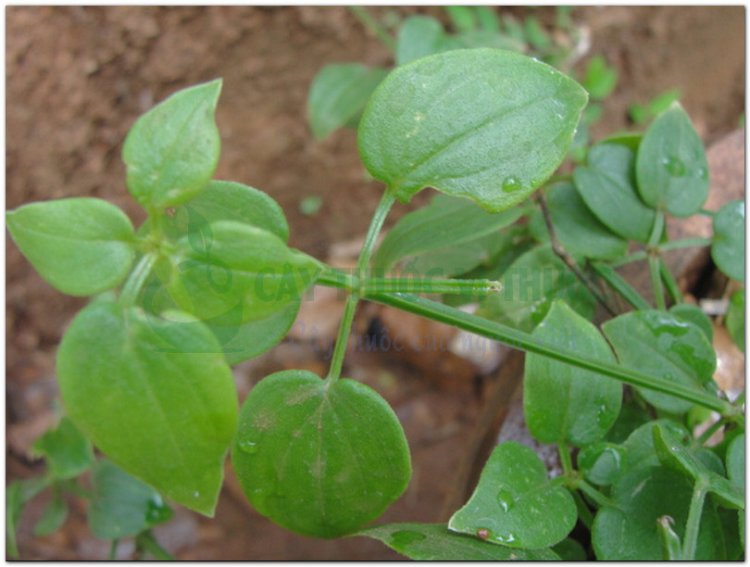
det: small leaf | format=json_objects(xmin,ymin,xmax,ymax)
[
  {"xmin": 478, "ymin": 245, "xmax": 597, "ymax": 332},
  {"xmin": 712, "ymin": 200, "xmax": 745, "ymax": 281},
  {"xmin": 395, "ymin": 16, "xmax": 445, "ymax": 65},
  {"xmin": 602, "ymin": 310, "xmax": 717, "ymax": 414},
  {"xmin": 88, "ymin": 460, "xmax": 173, "ymax": 540},
  {"xmin": 618, "ymin": 419, "xmax": 688, "ymax": 476},
  {"xmin": 573, "ymin": 143, "xmax": 656, "ymax": 243},
  {"xmin": 358, "ymin": 49, "xmax": 587, "ymax": 213},
  {"xmin": 373, "ymin": 194, "xmax": 523, "ymax": 276},
  {"xmin": 725, "ymin": 434, "xmax": 744, "ymax": 494},
  {"xmin": 582, "ymin": 55, "xmax": 618, "ymax": 100},
  {"xmin": 552, "ymin": 538, "xmax": 587, "ymax": 561},
  {"xmin": 57, "ymin": 299, "xmax": 238, "ymax": 515},
  {"xmin": 523, "ymin": 16, "xmax": 551, "ymax": 51},
  {"xmin": 725, "ymin": 291, "xmax": 745, "ymax": 352},
  {"xmin": 31, "ymin": 417, "xmax": 94, "ymax": 480},
  {"xmin": 448, "ymin": 441, "xmax": 577, "ymax": 549},
  {"xmin": 544, "ymin": 182, "xmax": 628, "ymax": 260},
  {"xmin": 592, "ymin": 466, "xmax": 726, "ymax": 560},
  {"xmin": 123, "ymin": 79, "xmax": 222, "ymax": 209},
  {"xmin": 445, "ymin": 6, "xmax": 477, "ymax": 33},
  {"xmin": 6, "ymin": 477, "xmax": 48, "ymax": 558},
  {"xmin": 577, "ymin": 443, "xmax": 626, "ymax": 487},
  {"xmin": 6, "ymin": 198, "xmax": 136, "ymax": 296},
  {"xmin": 656, "ymin": 515, "xmax": 683, "ymax": 560},
  {"xmin": 232, "ymin": 370, "xmax": 411, "ymax": 538},
  {"xmin": 474, "ymin": 7, "xmax": 500, "ymax": 33},
  {"xmin": 308, "ymin": 64, "xmax": 388, "ymax": 139},
  {"xmin": 635, "ymin": 103, "xmax": 709, "ymax": 217},
  {"xmin": 33, "ymin": 490, "xmax": 68, "ymax": 536},
  {"xmin": 359, "ymin": 522, "xmax": 559, "ymax": 560},
  {"xmin": 670, "ymin": 303, "xmax": 713, "ymax": 342},
  {"xmin": 524, "ymin": 301, "xmax": 621, "ymax": 446},
  {"xmin": 168, "ymin": 221, "xmax": 321, "ymax": 324}
]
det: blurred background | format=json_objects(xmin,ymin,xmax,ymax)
[{"xmin": 6, "ymin": 6, "xmax": 745, "ymax": 560}]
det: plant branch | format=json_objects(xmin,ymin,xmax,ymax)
[
  {"xmin": 135, "ymin": 531, "xmax": 174, "ymax": 561},
  {"xmin": 659, "ymin": 237, "xmax": 712, "ymax": 252},
  {"xmin": 119, "ymin": 253, "xmax": 157, "ymax": 307},
  {"xmin": 591, "ymin": 262, "xmax": 651, "ymax": 311},
  {"xmin": 536, "ymin": 194, "xmax": 616, "ymax": 316},
  {"xmin": 648, "ymin": 212, "xmax": 666, "ymax": 310},
  {"xmin": 682, "ymin": 483, "xmax": 707, "ymax": 560},
  {"xmin": 659, "ymin": 258, "xmax": 683, "ymax": 304},
  {"xmin": 557, "ymin": 442, "xmax": 575, "ymax": 477},
  {"xmin": 364, "ymin": 277, "xmax": 502, "ymax": 296},
  {"xmin": 349, "ymin": 6, "xmax": 396, "ymax": 52},
  {"xmin": 326, "ymin": 293, "xmax": 359, "ymax": 383},
  {"xmin": 576, "ymin": 479, "xmax": 614, "ymax": 508},
  {"xmin": 611, "ymin": 249, "xmax": 648, "ymax": 267}
]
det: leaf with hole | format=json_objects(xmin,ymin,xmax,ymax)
[
  {"xmin": 232, "ymin": 370, "xmax": 411, "ymax": 538},
  {"xmin": 602, "ymin": 310, "xmax": 717, "ymax": 414},
  {"xmin": 31, "ymin": 417, "xmax": 94, "ymax": 480},
  {"xmin": 57, "ymin": 298, "xmax": 237, "ymax": 515},
  {"xmin": 712, "ymin": 200, "xmax": 745, "ymax": 282},
  {"xmin": 123, "ymin": 79, "xmax": 222, "ymax": 209},
  {"xmin": 6, "ymin": 198, "xmax": 136, "ymax": 296},
  {"xmin": 358, "ymin": 522, "xmax": 559, "ymax": 560},
  {"xmin": 448, "ymin": 441, "xmax": 577, "ymax": 548},
  {"xmin": 358, "ymin": 49, "xmax": 587, "ymax": 212},
  {"xmin": 524, "ymin": 301, "xmax": 621, "ymax": 446},
  {"xmin": 635, "ymin": 103, "xmax": 709, "ymax": 217}
]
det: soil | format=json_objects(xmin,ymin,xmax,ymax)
[{"xmin": 5, "ymin": 6, "xmax": 745, "ymax": 560}]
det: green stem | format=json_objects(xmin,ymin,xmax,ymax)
[
  {"xmin": 591, "ymin": 262, "xmax": 651, "ymax": 311},
  {"xmin": 648, "ymin": 212, "xmax": 666, "ymax": 310},
  {"xmin": 576, "ymin": 479, "xmax": 614, "ymax": 508},
  {"xmin": 109, "ymin": 539, "xmax": 119, "ymax": 561},
  {"xmin": 557, "ymin": 442, "xmax": 574, "ymax": 477},
  {"xmin": 364, "ymin": 277, "xmax": 502, "ymax": 296},
  {"xmin": 659, "ymin": 237, "xmax": 712, "ymax": 252},
  {"xmin": 697, "ymin": 208, "xmax": 716, "ymax": 218},
  {"xmin": 682, "ymin": 483, "xmax": 707, "ymax": 560},
  {"xmin": 696, "ymin": 417, "xmax": 726, "ymax": 446},
  {"xmin": 356, "ymin": 192, "xmax": 396, "ymax": 280},
  {"xmin": 349, "ymin": 6, "xmax": 396, "ymax": 52},
  {"xmin": 611, "ymin": 250, "xmax": 648, "ymax": 267},
  {"xmin": 571, "ymin": 490, "xmax": 594, "ymax": 531},
  {"xmin": 119, "ymin": 253, "xmax": 157, "ymax": 307},
  {"xmin": 657, "ymin": 516, "xmax": 683, "ymax": 560},
  {"xmin": 366, "ymin": 292, "xmax": 738, "ymax": 416},
  {"xmin": 135, "ymin": 531, "xmax": 174, "ymax": 561},
  {"xmin": 325, "ymin": 294, "xmax": 359, "ymax": 383},
  {"xmin": 659, "ymin": 258, "xmax": 683, "ymax": 304},
  {"xmin": 317, "ymin": 269, "xmax": 357, "ymax": 292}
]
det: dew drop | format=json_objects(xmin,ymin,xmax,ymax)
[
  {"xmin": 502, "ymin": 176, "xmax": 523, "ymax": 193},
  {"xmin": 497, "ymin": 487, "xmax": 515, "ymax": 512},
  {"xmin": 193, "ymin": 490, "xmax": 200, "ymax": 499},
  {"xmin": 476, "ymin": 528, "xmax": 491, "ymax": 540},
  {"xmin": 391, "ymin": 530, "xmax": 427, "ymax": 547},
  {"xmin": 662, "ymin": 156, "xmax": 686, "ymax": 177},
  {"xmin": 696, "ymin": 166, "xmax": 708, "ymax": 180},
  {"xmin": 496, "ymin": 532, "xmax": 516, "ymax": 544},
  {"xmin": 239, "ymin": 439, "xmax": 259, "ymax": 454}
]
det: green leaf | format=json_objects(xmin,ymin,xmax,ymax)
[
  {"xmin": 524, "ymin": 301, "xmax": 621, "ymax": 446},
  {"xmin": 582, "ymin": 55, "xmax": 618, "ymax": 100},
  {"xmin": 474, "ymin": 7, "xmax": 501, "ymax": 33},
  {"xmin": 725, "ymin": 434, "xmax": 744, "ymax": 494},
  {"xmin": 725, "ymin": 291, "xmax": 745, "ymax": 351},
  {"xmin": 446, "ymin": 6, "xmax": 477, "ymax": 33},
  {"xmin": 523, "ymin": 16, "xmax": 551, "ymax": 51},
  {"xmin": 577, "ymin": 442, "xmax": 626, "ymax": 487},
  {"xmin": 88, "ymin": 460, "xmax": 173, "ymax": 540},
  {"xmin": 573, "ymin": 143, "xmax": 656, "ymax": 243},
  {"xmin": 552, "ymin": 538, "xmax": 587, "ymax": 561},
  {"xmin": 6, "ymin": 477, "xmax": 48, "ymax": 558},
  {"xmin": 232, "ymin": 370, "xmax": 411, "ymax": 538},
  {"xmin": 657, "ymin": 515, "xmax": 683, "ymax": 560},
  {"xmin": 478, "ymin": 245, "xmax": 597, "ymax": 332},
  {"xmin": 395, "ymin": 16, "xmax": 445, "ymax": 65},
  {"xmin": 603, "ymin": 400, "xmax": 652, "ymax": 444},
  {"xmin": 373, "ymin": 194, "xmax": 523, "ymax": 276},
  {"xmin": 670, "ymin": 303, "xmax": 713, "ymax": 342},
  {"xmin": 31, "ymin": 417, "xmax": 94, "ymax": 480},
  {"xmin": 6, "ymin": 198, "xmax": 136, "ymax": 296},
  {"xmin": 57, "ymin": 299, "xmax": 238, "ymax": 515},
  {"xmin": 448, "ymin": 441, "xmax": 577, "ymax": 548},
  {"xmin": 618, "ymin": 420, "xmax": 688, "ymax": 476},
  {"xmin": 359, "ymin": 522, "xmax": 559, "ymax": 560},
  {"xmin": 358, "ymin": 49, "xmax": 588, "ymax": 213},
  {"xmin": 635, "ymin": 103, "xmax": 709, "ymax": 217},
  {"xmin": 652, "ymin": 423, "xmax": 743, "ymax": 510},
  {"xmin": 712, "ymin": 200, "xmax": 745, "ymax": 281},
  {"xmin": 162, "ymin": 180, "xmax": 289, "ymax": 243},
  {"xmin": 308, "ymin": 64, "xmax": 388, "ymax": 139},
  {"xmin": 123, "ymin": 79, "xmax": 222, "ymax": 209},
  {"xmin": 168, "ymin": 221, "xmax": 321, "ymax": 324},
  {"xmin": 602, "ymin": 310, "xmax": 717, "ymax": 414},
  {"xmin": 592, "ymin": 466, "xmax": 726, "ymax": 560},
  {"xmin": 33, "ymin": 490, "xmax": 68, "ymax": 536},
  {"xmin": 545, "ymin": 182, "xmax": 628, "ymax": 260}
]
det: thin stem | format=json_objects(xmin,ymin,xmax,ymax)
[
  {"xmin": 355, "ymin": 191, "xmax": 396, "ymax": 280},
  {"xmin": 109, "ymin": 539, "xmax": 119, "ymax": 561},
  {"xmin": 611, "ymin": 250, "xmax": 648, "ymax": 267},
  {"xmin": 326, "ymin": 294, "xmax": 359, "ymax": 383},
  {"xmin": 316, "ymin": 269, "xmax": 357, "ymax": 292},
  {"xmin": 576, "ymin": 479, "xmax": 614, "ymax": 508},
  {"xmin": 591, "ymin": 262, "xmax": 651, "ymax": 311},
  {"xmin": 119, "ymin": 253, "xmax": 157, "ymax": 307},
  {"xmin": 349, "ymin": 6, "xmax": 396, "ymax": 52},
  {"xmin": 682, "ymin": 483, "xmax": 707, "ymax": 560},
  {"xmin": 135, "ymin": 531, "xmax": 174, "ymax": 561},
  {"xmin": 536, "ymin": 194, "xmax": 616, "ymax": 316},
  {"xmin": 649, "ymin": 255, "xmax": 666, "ymax": 310},
  {"xmin": 364, "ymin": 277, "xmax": 502, "ymax": 296},
  {"xmin": 659, "ymin": 258, "xmax": 683, "ymax": 304},
  {"xmin": 697, "ymin": 208, "xmax": 716, "ymax": 218},
  {"xmin": 571, "ymin": 490, "xmax": 594, "ymax": 530},
  {"xmin": 696, "ymin": 417, "xmax": 726, "ymax": 446},
  {"xmin": 557, "ymin": 442, "xmax": 574, "ymax": 477},
  {"xmin": 366, "ymin": 292, "xmax": 738, "ymax": 417},
  {"xmin": 659, "ymin": 237, "xmax": 712, "ymax": 252},
  {"xmin": 657, "ymin": 516, "xmax": 683, "ymax": 560}
]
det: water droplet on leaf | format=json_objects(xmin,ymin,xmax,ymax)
[
  {"xmin": 502, "ymin": 176, "xmax": 523, "ymax": 193},
  {"xmin": 239, "ymin": 439, "xmax": 259, "ymax": 454},
  {"xmin": 391, "ymin": 530, "xmax": 427, "ymax": 547},
  {"xmin": 497, "ymin": 487, "xmax": 515, "ymax": 512},
  {"xmin": 662, "ymin": 156, "xmax": 686, "ymax": 177}
]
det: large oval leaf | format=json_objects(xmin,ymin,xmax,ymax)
[
  {"xmin": 448, "ymin": 441, "xmax": 577, "ymax": 549},
  {"xmin": 57, "ymin": 298, "xmax": 238, "ymax": 515},
  {"xmin": 358, "ymin": 49, "xmax": 588, "ymax": 212},
  {"xmin": 232, "ymin": 370, "xmax": 411, "ymax": 538},
  {"xmin": 123, "ymin": 80, "xmax": 222, "ymax": 209},
  {"xmin": 6, "ymin": 198, "xmax": 136, "ymax": 296},
  {"xmin": 524, "ymin": 301, "xmax": 621, "ymax": 447},
  {"xmin": 712, "ymin": 200, "xmax": 745, "ymax": 282},
  {"xmin": 602, "ymin": 310, "xmax": 717, "ymax": 414}
]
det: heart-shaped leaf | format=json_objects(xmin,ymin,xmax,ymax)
[
  {"xmin": 635, "ymin": 103, "xmax": 709, "ymax": 217},
  {"xmin": 712, "ymin": 200, "xmax": 745, "ymax": 282},
  {"xmin": 358, "ymin": 49, "xmax": 587, "ymax": 213},
  {"xmin": 31, "ymin": 417, "xmax": 94, "ymax": 480},
  {"xmin": 123, "ymin": 79, "xmax": 222, "ymax": 209},
  {"xmin": 57, "ymin": 298, "xmax": 238, "ymax": 515},
  {"xmin": 602, "ymin": 310, "xmax": 717, "ymax": 414},
  {"xmin": 573, "ymin": 143, "xmax": 656, "ymax": 243},
  {"xmin": 448, "ymin": 441, "xmax": 577, "ymax": 548},
  {"xmin": 359, "ymin": 523, "xmax": 559, "ymax": 560},
  {"xmin": 524, "ymin": 301, "xmax": 621, "ymax": 446},
  {"xmin": 308, "ymin": 64, "xmax": 388, "ymax": 139},
  {"xmin": 232, "ymin": 370, "xmax": 411, "ymax": 538},
  {"xmin": 6, "ymin": 198, "xmax": 136, "ymax": 296}
]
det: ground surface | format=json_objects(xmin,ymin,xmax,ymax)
[{"xmin": 5, "ymin": 6, "xmax": 745, "ymax": 560}]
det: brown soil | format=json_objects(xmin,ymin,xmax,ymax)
[{"xmin": 6, "ymin": 6, "xmax": 745, "ymax": 560}]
